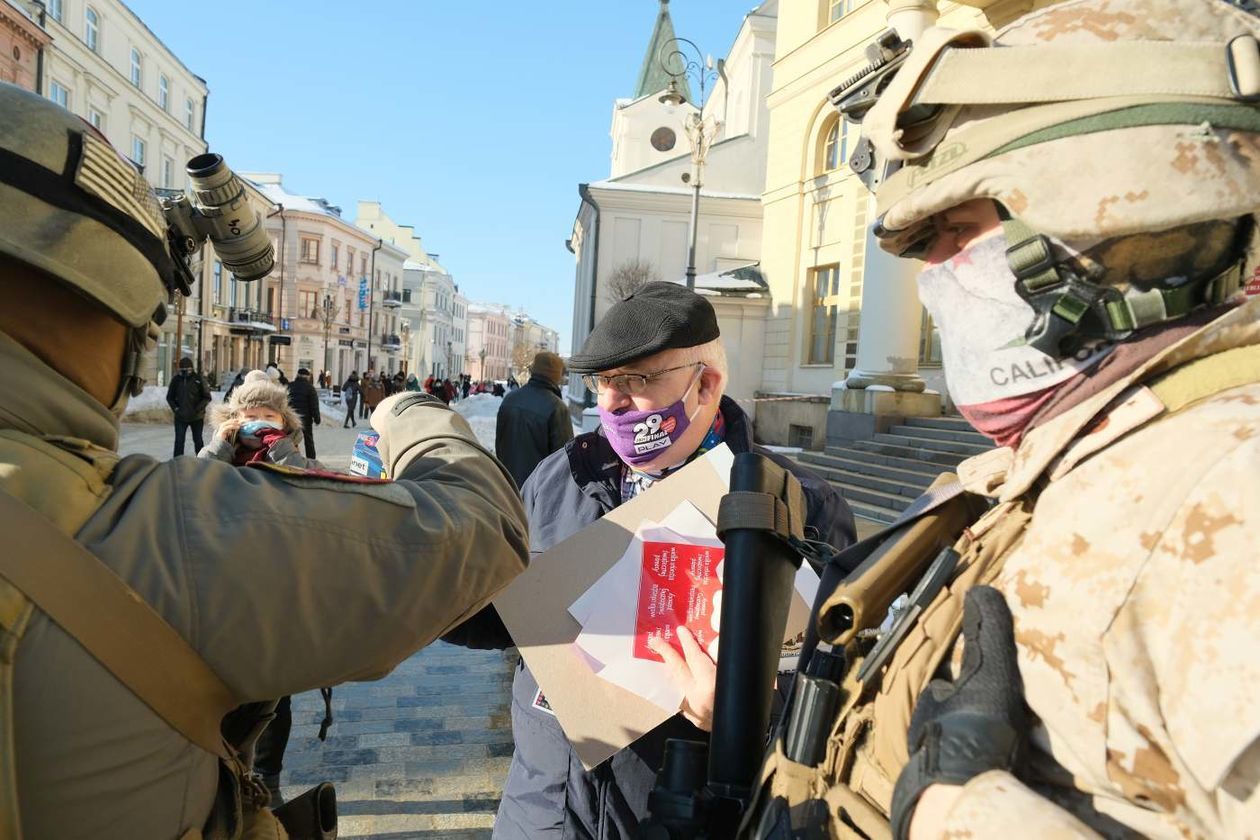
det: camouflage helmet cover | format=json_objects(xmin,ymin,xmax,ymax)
[
  {"xmin": 0, "ymin": 82, "xmax": 173, "ymax": 328},
  {"xmin": 863, "ymin": 0, "xmax": 1260, "ymax": 259}
]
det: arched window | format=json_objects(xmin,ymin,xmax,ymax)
[
  {"xmin": 819, "ymin": 114, "xmax": 849, "ymax": 175},
  {"xmin": 84, "ymin": 7, "xmax": 99, "ymax": 52}
]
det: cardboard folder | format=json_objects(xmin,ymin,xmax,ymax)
[{"xmin": 494, "ymin": 445, "xmax": 812, "ymax": 769}]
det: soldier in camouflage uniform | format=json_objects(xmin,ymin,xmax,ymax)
[
  {"xmin": 0, "ymin": 84, "xmax": 529, "ymax": 839},
  {"xmin": 749, "ymin": 1, "xmax": 1260, "ymax": 837}
]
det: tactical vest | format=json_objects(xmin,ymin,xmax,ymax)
[
  {"xmin": 0, "ymin": 431, "xmax": 281, "ymax": 840},
  {"xmin": 745, "ymin": 342, "xmax": 1260, "ymax": 840}
]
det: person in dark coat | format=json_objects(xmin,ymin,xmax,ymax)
[
  {"xmin": 494, "ymin": 352, "xmax": 573, "ymax": 489},
  {"xmin": 223, "ymin": 369, "xmax": 245, "ymax": 402},
  {"xmin": 166, "ymin": 357, "xmax": 211, "ymax": 457},
  {"xmin": 286, "ymin": 367, "xmax": 321, "ymax": 459},
  {"xmin": 342, "ymin": 372, "xmax": 360, "ymax": 428},
  {"xmin": 444, "ymin": 284, "xmax": 857, "ymax": 839}
]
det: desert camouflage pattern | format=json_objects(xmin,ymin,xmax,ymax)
[
  {"xmin": 863, "ymin": 0, "xmax": 1260, "ymax": 266},
  {"xmin": 935, "ymin": 295, "xmax": 1260, "ymax": 836}
]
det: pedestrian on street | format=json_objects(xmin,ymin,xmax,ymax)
[
  {"xmin": 264, "ymin": 362, "xmax": 288, "ymax": 386},
  {"xmin": 166, "ymin": 356, "xmax": 211, "ymax": 457},
  {"xmin": 361, "ymin": 374, "xmax": 384, "ymax": 418},
  {"xmin": 286, "ymin": 367, "xmax": 321, "ymax": 460},
  {"xmin": 405, "ymin": 373, "xmax": 421, "ymax": 392},
  {"xmin": 493, "ymin": 351, "xmax": 573, "ymax": 489},
  {"xmin": 200, "ymin": 370, "xmax": 318, "ymax": 469},
  {"xmin": 461, "ymin": 375, "xmax": 471, "ymax": 399},
  {"xmin": 441, "ymin": 378, "xmax": 455, "ymax": 405},
  {"xmin": 342, "ymin": 371, "xmax": 360, "ymax": 428},
  {"xmin": 223, "ymin": 369, "xmax": 245, "ymax": 402},
  {"xmin": 0, "ymin": 88, "xmax": 529, "ymax": 839},
  {"xmin": 445, "ymin": 283, "xmax": 856, "ymax": 838}
]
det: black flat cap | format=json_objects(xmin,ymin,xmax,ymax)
[{"xmin": 570, "ymin": 282, "xmax": 719, "ymax": 373}]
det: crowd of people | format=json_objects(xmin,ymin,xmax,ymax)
[{"xmin": 5, "ymin": 2, "xmax": 1260, "ymax": 837}]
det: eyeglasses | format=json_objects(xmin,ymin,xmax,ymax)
[{"xmin": 582, "ymin": 362, "xmax": 702, "ymax": 396}]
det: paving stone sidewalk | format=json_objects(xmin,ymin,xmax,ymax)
[{"xmin": 281, "ymin": 644, "xmax": 518, "ymax": 839}]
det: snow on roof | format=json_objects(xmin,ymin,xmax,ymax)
[
  {"xmin": 404, "ymin": 258, "xmax": 448, "ymax": 273},
  {"xmin": 242, "ymin": 174, "xmax": 343, "ymax": 217},
  {"xmin": 587, "ymin": 180, "xmax": 759, "ymax": 202},
  {"xmin": 693, "ymin": 263, "xmax": 768, "ymax": 294}
]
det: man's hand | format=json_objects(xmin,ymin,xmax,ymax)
[
  {"xmin": 648, "ymin": 627, "xmax": 716, "ymax": 732},
  {"xmin": 890, "ymin": 585, "xmax": 1026, "ymax": 840},
  {"xmin": 217, "ymin": 418, "xmax": 242, "ymax": 442}
]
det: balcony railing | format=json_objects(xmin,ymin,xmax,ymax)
[
  {"xmin": 227, "ymin": 308, "xmax": 276, "ymax": 332},
  {"xmin": 382, "ymin": 291, "xmax": 402, "ymax": 308},
  {"xmin": 381, "ymin": 333, "xmax": 402, "ymax": 350}
]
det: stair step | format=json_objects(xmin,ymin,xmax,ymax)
[
  {"xmin": 902, "ymin": 416, "xmax": 981, "ymax": 433},
  {"xmin": 852, "ymin": 439, "xmax": 966, "ymax": 467},
  {"xmin": 888, "ymin": 424, "xmax": 990, "ymax": 447},
  {"xmin": 820, "ymin": 447, "xmax": 957, "ymax": 478},
  {"xmin": 832, "ymin": 482, "xmax": 913, "ymax": 512},
  {"xmin": 847, "ymin": 501, "xmax": 900, "ymax": 525},
  {"xmin": 872, "ymin": 433, "xmax": 990, "ymax": 457},
  {"xmin": 798, "ymin": 455, "xmax": 934, "ymax": 497}
]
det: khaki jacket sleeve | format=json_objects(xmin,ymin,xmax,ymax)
[
  {"xmin": 114, "ymin": 392, "xmax": 529, "ymax": 702},
  {"xmin": 939, "ymin": 772, "xmax": 1101, "ymax": 838}
]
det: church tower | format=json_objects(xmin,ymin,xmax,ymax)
[{"xmin": 609, "ymin": 0, "xmax": 698, "ymax": 179}]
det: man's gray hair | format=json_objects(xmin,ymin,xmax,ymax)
[{"xmin": 679, "ymin": 339, "xmax": 728, "ymax": 391}]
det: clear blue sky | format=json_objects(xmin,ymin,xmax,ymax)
[{"xmin": 125, "ymin": 0, "xmax": 753, "ymax": 351}]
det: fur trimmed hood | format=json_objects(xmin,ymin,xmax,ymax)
[{"xmin": 207, "ymin": 369, "xmax": 303, "ymax": 436}]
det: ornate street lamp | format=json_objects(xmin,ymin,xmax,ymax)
[{"xmin": 657, "ymin": 37, "xmax": 722, "ymax": 290}]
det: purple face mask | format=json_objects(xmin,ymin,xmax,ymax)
[{"xmin": 599, "ymin": 366, "xmax": 704, "ymax": 467}]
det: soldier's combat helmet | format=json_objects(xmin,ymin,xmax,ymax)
[
  {"xmin": 849, "ymin": 0, "xmax": 1260, "ymax": 356},
  {"xmin": 0, "ymin": 82, "xmax": 181, "ymax": 401}
]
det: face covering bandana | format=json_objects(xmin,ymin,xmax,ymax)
[
  {"xmin": 599, "ymin": 366, "xmax": 704, "ymax": 467},
  {"xmin": 238, "ymin": 419, "xmax": 284, "ymax": 449},
  {"xmin": 917, "ymin": 232, "xmax": 1112, "ymax": 436}
]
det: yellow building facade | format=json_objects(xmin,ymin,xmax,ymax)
[{"xmin": 758, "ymin": 0, "xmax": 1055, "ymax": 436}]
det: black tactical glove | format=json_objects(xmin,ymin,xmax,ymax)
[{"xmin": 890, "ymin": 585, "xmax": 1026, "ymax": 840}]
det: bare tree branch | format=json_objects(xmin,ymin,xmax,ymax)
[{"xmin": 605, "ymin": 259, "xmax": 661, "ymax": 302}]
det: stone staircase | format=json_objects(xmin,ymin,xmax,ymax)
[{"xmin": 795, "ymin": 416, "xmax": 992, "ymax": 525}]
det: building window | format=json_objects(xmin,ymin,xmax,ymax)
[
  {"xmin": 345, "ymin": 248, "xmax": 354, "ymax": 272},
  {"xmin": 84, "ymin": 7, "xmax": 99, "ymax": 52},
  {"xmin": 213, "ymin": 260, "xmax": 223, "ymax": 304},
  {"xmin": 807, "ymin": 264, "xmax": 841, "ymax": 365},
  {"xmin": 829, "ymin": 0, "xmax": 857, "ymax": 23},
  {"xmin": 131, "ymin": 136, "xmax": 146, "ymax": 170},
  {"xmin": 330, "ymin": 243, "xmax": 339, "ymax": 271},
  {"xmin": 298, "ymin": 290, "xmax": 318, "ymax": 318},
  {"xmin": 162, "ymin": 156, "xmax": 174, "ymax": 188},
  {"xmin": 130, "ymin": 48, "xmax": 142, "ymax": 88},
  {"xmin": 48, "ymin": 0, "xmax": 62, "ymax": 22},
  {"xmin": 360, "ymin": 255, "xmax": 367, "ymax": 275},
  {"xmin": 185, "ymin": 98, "xmax": 195, "ymax": 131},
  {"xmin": 49, "ymin": 80, "xmax": 69, "ymax": 108},
  {"xmin": 919, "ymin": 307, "xmax": 942, "ymax": 366},
  {"xmin": 820, "ymin": 115, "xmax": 848, "ymax": 174},
  {"xmin": 158, "ymin": 74, "xmax": 169, "ymax": 110},
  {"xmin": 88, "ymin": 107, "xmax": 104, "ymax": 130},
  {"xmin": 300, "ymin": 237, "xmax": 320, "ymax": 264}
]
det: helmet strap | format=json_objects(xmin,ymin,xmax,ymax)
[{"xmin": 1003, "ymin": 217, "xmax": 1246, "ymax": 357}]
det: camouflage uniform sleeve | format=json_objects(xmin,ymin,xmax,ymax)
[
  {"xmin": 939, "ymin": 772, "xmax": 1102, "ymax": 838},
  {"xmin": 163, "ymin": 392, "xmax": 529, "ymax": 701}
]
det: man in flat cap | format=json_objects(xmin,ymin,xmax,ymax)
[{"xmin": 448, "ymin": 282, "xmax": 856, "ymax": 838}]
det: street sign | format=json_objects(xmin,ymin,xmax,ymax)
[
  {"xmin": 280, "ymin": 318, "xmax": 291, "ymax": 330},
  {"xmin": 269, "ymin": 335, "xmax": 292, "ymax": 346}
]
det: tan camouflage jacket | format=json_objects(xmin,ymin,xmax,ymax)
[
  {"xmin": 934, "ymin": 297, "xmax": 1260, "ymax": 838},
  {"xmin": 0, "ymin": 332, "xmax": 529, "ymax": 840}
]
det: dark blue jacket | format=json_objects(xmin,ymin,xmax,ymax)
[{"xmin": 448, "ymin": 397, "xmax": 856, "ymax": 839}]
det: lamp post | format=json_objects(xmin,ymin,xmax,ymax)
[
  {"xmin": 658, "ymin": 37, "xmax": 722, "ymax": 290},
  {"xmin": 318, "ymin": 290, "xmax": 339, "ymax": 378},
  {"xmin": 478, "ymin": 347, "xmax": 487, "ymax": 382},
  {"xmin": 400, "ymin": 320, "xmax": 411, "ymax": 375}
]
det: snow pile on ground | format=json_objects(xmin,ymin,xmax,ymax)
[
  {"xmin": 454, "ymin": 393, "xmax": 502, "ymax": 450},
  {"xmin": 319, "ymin": 393, "xmax": 347, "ymax": 424},
  {"xmin": 123, "ymin": 385, "xmax": 172, "ymax": 423}
]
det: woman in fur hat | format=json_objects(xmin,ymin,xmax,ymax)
[{"xmin": 198, "ymin": 370, "xmax": 319, "ymax": 468}]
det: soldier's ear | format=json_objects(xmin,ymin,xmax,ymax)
[{"xmin": 697, "ymin": 365, "xmax": 722, "ymax": 405}]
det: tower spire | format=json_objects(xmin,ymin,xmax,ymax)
[{"xmin": 633, "ymin": 0, "xmax": 695, "ymax": 103}]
